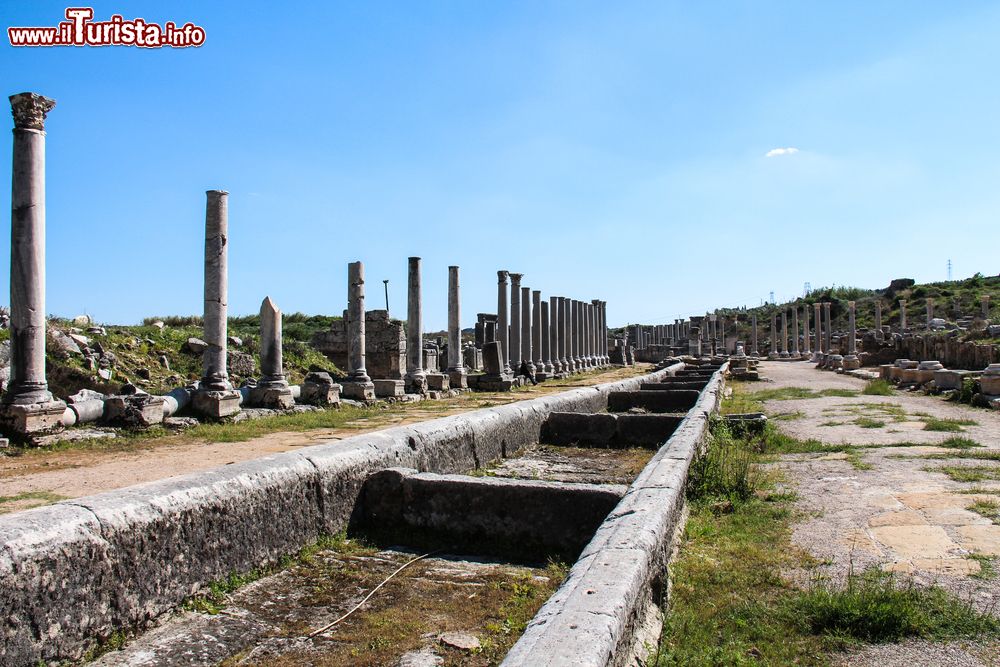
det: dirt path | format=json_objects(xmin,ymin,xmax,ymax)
[
  {"xmin": 0, "ymin": 366, "xmax": 650, "ymax": 513},
  {"xmin": 751, "ymin": 361, "xmax": 1000, "ymax": 666}
]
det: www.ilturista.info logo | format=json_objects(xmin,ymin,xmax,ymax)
[{"xmin": 8, "ymin": 7, "xmax": 205, "ymax": 48}]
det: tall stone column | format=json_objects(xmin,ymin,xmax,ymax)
[
  {"xmin": 823, "ymin": 302, "xmax": 833, "ymax": 353},
  {"xmin": 497, "ymin": 271, "xmax": 511, "ymax": 375},
  {"xmin": 574, "ymin": 301, "xmax": 584, "ymax": 367},
  {"xmin": 532, "ymin": 290, "xmax": 545, "ymax": 378},
  {"xmin": 813, "ymin": 302, "xmax": 822, "ymax": 360},
  {"xmin": 874, "ymin": 301, "xmax": 883, "ymax": 340},
  {"xmin": 983, "ymin": 295, "xmax": 991, "ymax": 321},
  {"xmin": 900, "ymin": 299, "xmax": 907, "ymax": 330},
  {"xmin": 447, "ymin": 265, "xmax": 467, "ymax": 388},
  {"xmin": 510, "ymin": 274, "xmax": 522, "ymax": 369},
  {"xmin": 541, "ymin": 300, "xmax": 554, "ymax": 376},
  {"xmin": 404, "ymin": 257, "xmax": 427, "ymax": 393},
  {"xmin": 768, "ymin": 315, "xmax": 779, "ymax": 359},
  {"xmin": 926, "ymin": 298, "xmax": 934, "ymax": 327},
  {"xmin": 843, "ymin": 300, "xmax": 860, "ymax": 369},
  {"xmin": 520, "ymin": 286, "xmax": 533, "ymax": 373},
  {"xmin": 587, "ymin": 304, "xmax": 595, "ymax": 367},
  {"xmin": 780, "ymin": 310, "xmax": 789, "ymax": 358},
  {"xmin": 0, "ymin": 93, "xmax": 67, "ymax": 434},
  {"xmin": 343, "ymin": 261, "xmax": 375, "ymax": 399},
  {"xmin": 751, "ymin": 313, "xmax": 759, "ymax": 356},
  {"xmin": 790, "ymin": 308, "xmax": 800, "ymax": 358},
  {"xmin": 550, "ymin": 297, "xmax": 562, "ymax": 374},
  {"xmin": 193, "ymin": 190, "xmax": 242, "ymax": 418},
  {"xmin": 250, "ymin": 296, "xmax": 294, "ymax": 408},
  {"xmin": 562, "ymin": 297, "xmax": 573, "ymax": 372},
  {"xmin": 598, "ymin": 300, "xmax": 608, "ymax": 364}
]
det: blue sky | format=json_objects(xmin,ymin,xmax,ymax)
[{"xmin": 1, "ymin": 1, "xmax": 998, "ymax": 329}]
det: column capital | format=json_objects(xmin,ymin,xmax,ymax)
[
  {"xmin": 10, "ymin": 92, "xmax": 55, "ymax": 131},
  {"xmin": 509, "ymin": 272, "xmax": 523, "ymax": 285},
  {"xmin": 497, "ymin": 269, "xmax": 508, "ymax": 283}
]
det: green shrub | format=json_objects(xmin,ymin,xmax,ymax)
[{"xmin": 687, "ymin": 424, "xmax": 760, "ymax": 504}]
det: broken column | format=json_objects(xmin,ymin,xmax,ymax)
[
  {"xmin": 497, "ymin": 271, "xmax": 511, "ymax": 375},
  {"xmin": 192, "ymin": 190, "xmax": 242, "ymax": 419},
  {"xmin": 926, "ymin": 298, "xmax": 935, "ymax": 328},
  {"xmin": 521, "ymin": 285, "xmax": 533, "ymax": 373},
  {"xmin": 532, "ymin": 290, "xmax": 546, "ymax": 380},
  {"xmin": 404, "ymin": 256, "xmax": 427, "ymax": 394},
  {"xmin": 510, "ymin": 273, "xmax": 523, "ymax": 370},
  {"xmin": 900, "ymin": 299, "xmax": 907, "ymax": 330},
  {"xmin": 447, "ymin": 265, "xmax": 467, "ymax": 389},
  {"xmin": 342, "ymin": 261, "xmax": 376, "ymax": 400},
  {"xmin": 874, "ymin": 301, "xmax": 884, "ymax": 340},
  {"xmin": 250, "ymin": 296, "xmax": 295, "ymax": 408},
  {"xmin": 0, "ymin": 93, "xmax": 68, "ymax": 435},
  {"xmin": 983, "ymin": 295, "xmax": 991, "ymax": 322},
  {"xmin": 843, "ymin": 300, "xmax": 860, "ymax": 370}
]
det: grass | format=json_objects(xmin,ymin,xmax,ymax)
[
  {"xmin": 925, "ymin": 465, "xmax": 1000, "ymax": 483},
  {"xmin": 919, "ymin": 449, "xmax": 1000, "ymax": 462},
  {"xmin": 969, "ymin": 499, "xmax": 1000, "ymax": 524},
  {"xmin": 0, "ymin": 490, "xmax": 68, "ymax": 514},
  {"xmin": 751, "ymin": 387, "xmax": 860, "ymax": 402},
  {"xmin": 854, "ymin": 417, "xmax": 886, "ymax": 429},
  {"xmin": 687, "ymin": 423, "xmax": 760, "ymax": 504},
  {"xmin": 968, "ymin": 554, "xmax": 998, "ymax": 580},
  {"xmin": 862, "ymin": 379, "xmax": 894, "ymax": 396},
  {"xmin": 657, "ymin": 419, "xmax": 1000, "ymax": 666},
  {"xmin": 923, "ymin": 417, "xmax": 978, "ymax": 432},
  {"xmin": 772, "ymin": 411, "xmax": 805, "ymax": 421},
  {"xmin": 937, "ymin": 436, "xmax": 983, "ymax": 449}
]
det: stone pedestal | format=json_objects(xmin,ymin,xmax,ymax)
[
  {"xmin": 426, "ymin": 373, "xmax": 449, "ymax": 391},
  {"xmin": 0, "ymin": 401, "xmax": 67, "ymax": 435},
  {"xmin": 104, "ymin": 391, "xmax": 166, "ymax": 429},
  {"xmin": 192, "ymin": 390, "xmax": 242, "ymax": 419},
  {"xmin": 981, "ymin": 364, "xmax": 1000, "ymax": 396},
  {"xmin": 374, "ymin": 379, "xmax": 406, "ymax": 398},
  {"xmin": 301, "ymin": 372, "xmax": 342, "ymax": 406},
  {"xmin": 342, "ymin": 381, "xmax": 376, "ymax": 401}
]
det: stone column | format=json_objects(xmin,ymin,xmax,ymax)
[
  {"xmin": 519, "ymin": 286, "xmax": 533, "ymax": 373},
  {"xmin": 497, "ymin": 271, "xmax": 511, "ymax": 375},
  {"xmin": 447, "ymin": 265, "xmax": 467, "ymax": 388},
  {"xmin": 532, "ymin": 290, "xmax": 544, "ymax": 378},
  {"xmin": 768, "ymin": 315, "xmax": 779, "ymax": 359},
  {"xmin": 780, "ymin": 310, "xmax": 789, "ymax": 358},
  {"xmin": 983, "ymin": 295, "xmax": 991, "ymax": 321},
  {"xmin": 900, "ymin": 299, "xmax": 907, "ymax": 330},
  {"xmin": 823, "ymin": 302, "xmax": 833, "ymax": 353},
  {"xmin": 510, "ymin": 274, "xmax": 523, "ymax": 369},
  {"xmin": 541, "ymin": 300, "xmax": 554, "ymax": 376},
  {"xmin": 0, "ymin": 93, "xmax": 67, "ymax": 434},
  {"xmin": 751, "ymin": 313, "xmax": 759, "ymax": 356},
  {"xmin": 250, "ymin": 296, "xmax": 294, "ymax": 408},
  {"xmin": 193, "ymin": 190, "xmax": 242, "ymax": 418},
  {"xmin": 874, "ymin": 301, "xmax": 883, "ymax": 340},
  {"xmin": 813, "ymin": 302, "xmax": 822, "ymax": 360},
  {"xmin": 404, "ymin": 257, "xmax": 427, "ymax": 393},
  {"xmin": 802, "ymin": 305, "xmax": 810, "ymax": 355},
  {"xmin": 562, "ymin": 297, "xmax": 573, "ymax": 372},
  {"xmin": 926, "ymin": 298, "xmax": 934, "ymax": 327},
  {"xmin": 599, "ymin": 300, "xmax": 608, "ymax": 364},
  {"xmin": 574, "ymin": 301, "xmax": 584, "ymax": 367},
  {"xmin": 843, "ymin": 300, "xmax": 860, "ymax": 369},
  {"xmin": 343, "ymin": 261, "xmax": 375, "ymax": 399},
  {"xmin": 790, "ymin": 308, "xmax": 800, "ymax": 358}
]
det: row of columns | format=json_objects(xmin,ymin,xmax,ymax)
[{"xmin": 494, "ymin": 271, "xmax": 609, "ymax": 379}]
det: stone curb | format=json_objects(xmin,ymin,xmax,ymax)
[{"xmin": 0, "ymin": 365, "xmax": 679, "ymax": 666}]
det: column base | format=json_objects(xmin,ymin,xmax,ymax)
[
  {"xmin": 842, "ymin": 355, "xmax": 861, "ymax": 370},
  {"xmin": 404, "ymin": 373, "xmax": 428, "ymax": 395},
  {"xmin": 248, "ymin": 385, "xmax": 295, "ymax": 410},
  {"xmin": 301, "ymin": 373, "xmax": 342, "ymax": 406},
  {"xmin": 0, "ymin": 400, "xmax": 68, "ymax": 435},
  {"xmin": 448, "ymin": 370, "xmax": 468, "ymax": 389},
  {"xmin": 374, "ymin": 379, "xmax": 406, "ymax": 398},
  {"xmin": 426, "ymin": 373, "xmax": 450, "ymax": 391},
  {"xmin": 104, "ymin": 394, "xmax": 167, "ymax": 428},
  {"xmin": 192, "ymin": 389, "xmax": 242, "ymax": 419},
  {"xmin": 342, "ymin": 381, "xmax": 376, "ymax": 401},
  {"xmin": 535, "ymin": 372, "xmax": 549, "ymax": 382}
]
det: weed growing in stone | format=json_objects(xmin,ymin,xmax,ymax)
[
  {"xmin": 854, "ymin": 417, "xmax": 886, "ymax": 429},
  {"xmin": 862, "ymin": 379, "xmax": 894, "ymax": 396},
  {"xmin": 926, "ymin": 465, "xmax": 1000, "ymax": 483},
  {"xmin": 923, "ymin": 417, "xmax": 977, "ymax": 432}
]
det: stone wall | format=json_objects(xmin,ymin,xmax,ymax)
[
  {"xmin": 0, "ymin": 366, "xmax": 679, "ymax": 665},
  {"xmin": 889, "ymin": 333, "xmax": 1000, "ymax": 370},
  {"xmin": 311, "ymin": 309, "xmax": 406, "ymax": 379}
]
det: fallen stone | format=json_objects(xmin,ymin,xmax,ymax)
[
  {"xmin": 163, "ymin": 416, "xmax": 199, "ymax": 430},
  {"xmin": 227, "ymin": 335, "xmax": 243, "ymax": 347},
  {"xmin": 150, "ymin": 320, "xmax": 165, "ymax": 330},
  {"xmin": 98, "ymin": 368, "xmax": 113, "ymax": 381},
  {"xmin": 438, "ymin": 632, "xmax": 480, "ymax": 651},
  {"xmin": 185, "ymin": 337, "xmax": 208, "ymax": 354},
  {"xmin": 71, "ymin": 314, "xmax": 92, "ymax": 327},
  {"xmin": 68, "ymin": 333, "xmax": 90, "ymax": 347},
  {"xmin": 86, "ymin": 326, "xmax": 106, "ymax": 335},
  {"xmin": 50, "ymin": 330, "xmax": 81, "ymax": 355}
]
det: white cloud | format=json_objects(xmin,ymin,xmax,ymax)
[{"xmin": 765, "ymin": 147, "xmax": 799, "ymax": 158}]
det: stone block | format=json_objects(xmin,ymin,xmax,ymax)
[
  {"xmin": 933, "ymin": 369, "xmax": 977, "ymax": 391},
  {"xmin": 0, "ymin": 400, "xmax": 68, "ymax": 435},
  {"xmin": 983, "ymin": 364, "xmax": 1000, "ymax": 396},
  {"xmin": 341, "ymin": 381, "xmax": 376, "ymax": 401},
  {"xmin": 248, "ymin": 385, "xmax": 295, "ymax": 410},
  {"xmin": 447, "ymin": 370, "xmax": 468, "ymax": 389},
  {"xmin": 299, "ymin": 372, "xmax": 341, "ymax": 406},
  {"xmin": 426, "ymin": 373, "xmax": 449, "ymax": 391},
  {"xmin": 191, "ymin": 390, "xmax": 242, "ymax": 419},
  {"xmin": 103, "ymin": 394, "xmax": 166, "ymax": 428},
  {"xmin": 374, "ymin": 379, "xmax": 405, "ymax": 398}
]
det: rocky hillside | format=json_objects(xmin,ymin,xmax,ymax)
[{"xmin": 0, "ymin": 313, "xmax": 342, "ymax": 401}]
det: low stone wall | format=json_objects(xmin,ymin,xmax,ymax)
[
  {"xmin": 890, "ymin": 333, "xmax": 999, "ymax": 370},
  {"xmin": 502, "ymin": 365, "xmax": 725, "ymax": 667},
  {"xmin": 541, "ymin": 412, "xmax": 684, "ymax": 448},
  {"xmin": 0, "ymin": 364, "xmax": 680, "ymax": 666},
  {"xmin": 361, "ymin": 468, "xmax": 626, "ymax": 562},
  {"xmin": 607, "ymin": 389, "xmax": 700, "ymax": 413}
]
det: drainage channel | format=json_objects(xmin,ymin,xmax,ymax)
[{"xmin": 89, "ymin": 362, "xmax": 723, "ymax": 667}]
